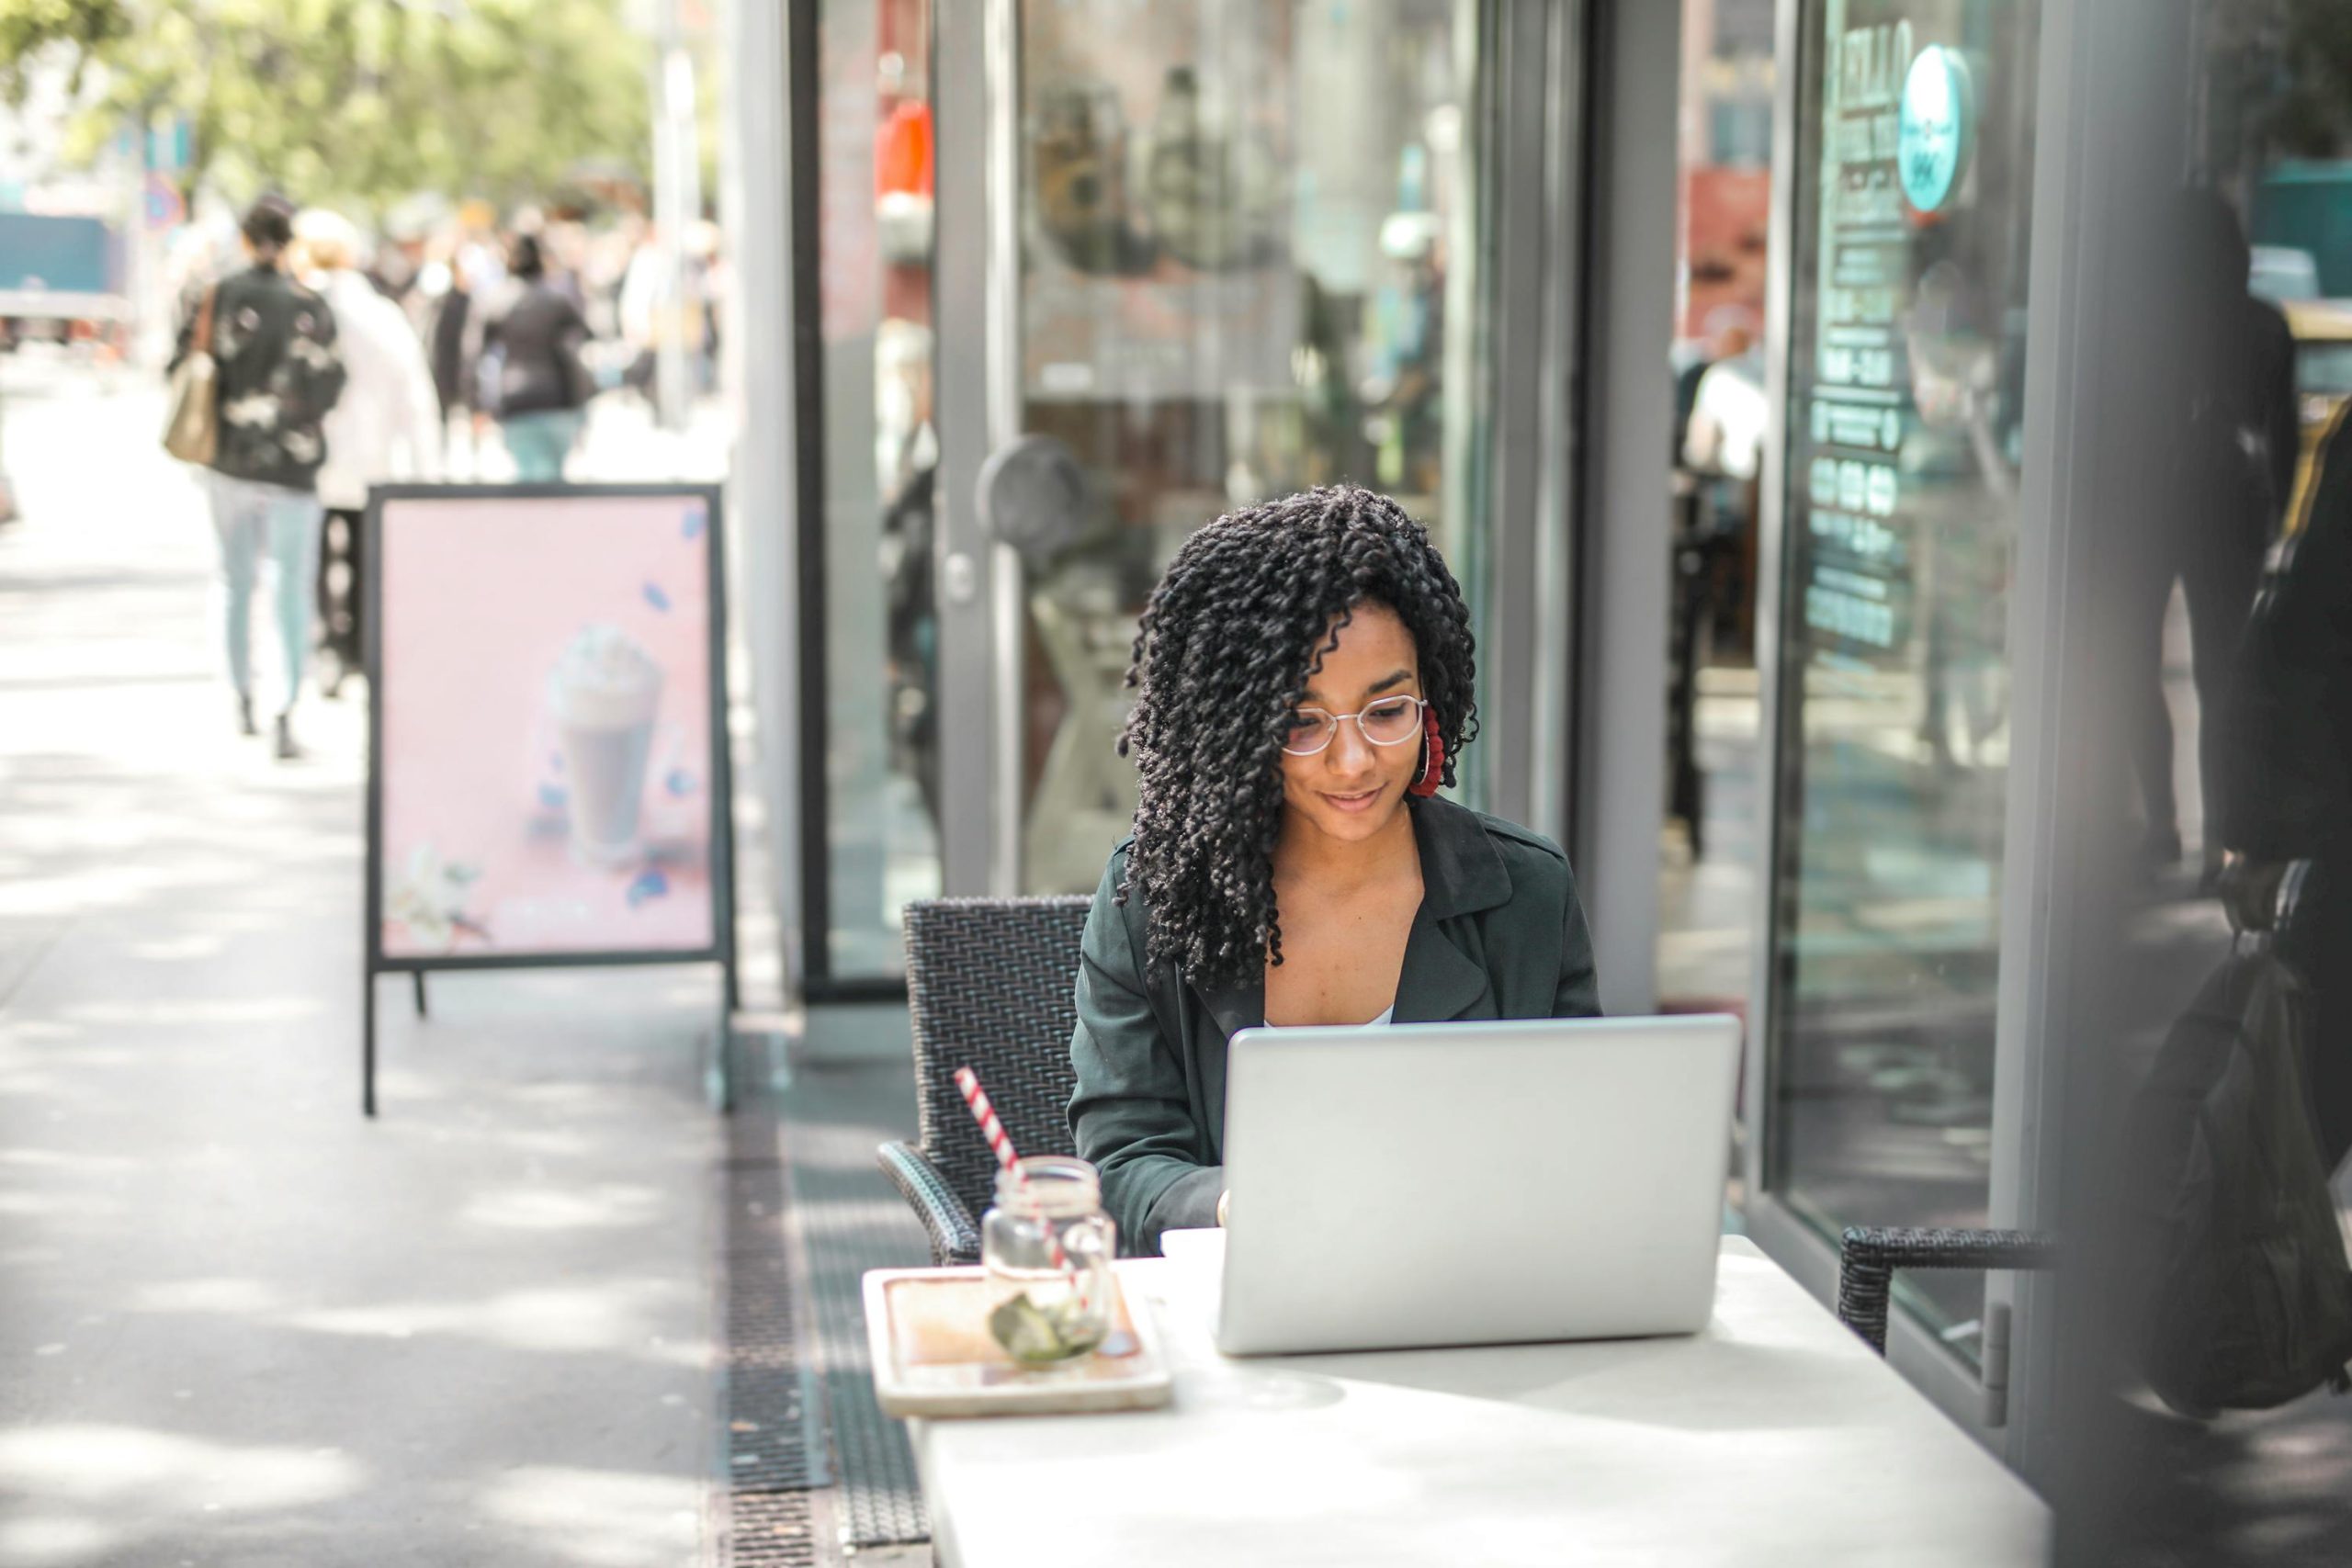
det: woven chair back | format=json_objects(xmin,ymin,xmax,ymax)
[{"xmin": 902, "ymin": 897, "xmax": 1093, "ymax": 1224}]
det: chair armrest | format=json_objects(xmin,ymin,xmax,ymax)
[
  {"xmin": 1837, "ymin": 1226, "xmax": 2060, "ymax": 1355},
  {"xmin": 878, "ymin": 1141, "xmax": 982, "ymax": 1267}
]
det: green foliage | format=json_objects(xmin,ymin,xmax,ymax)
[
  {"xmin": 0, "ymin": 0, "xmax": 652, "ymax": 213},
  {"xmin": 0, "ymin": 1, "xmax": 130, "ymax": 98}
]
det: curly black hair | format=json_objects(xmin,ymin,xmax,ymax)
[{"xmin": 1114, "ymin": 485, "xmax": 1479, "ymax": 988}]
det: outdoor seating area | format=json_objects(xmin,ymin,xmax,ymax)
[
  {"xmin": 12, "ymin": 0, "xmax": 2352, "ymax": 1562},
  {"xmin": 775, "ymin": 899, "xmax": 2052, "ymax": 1565}
]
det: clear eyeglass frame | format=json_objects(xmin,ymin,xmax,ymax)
[{"xmin": 1279, "ymin": 694, "xmax": 1428, "ymax": 756}]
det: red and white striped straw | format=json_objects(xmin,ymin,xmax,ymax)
[{"xmin": 954, "ymin": 1066, "xmax": 1074, "ymax": 1278}]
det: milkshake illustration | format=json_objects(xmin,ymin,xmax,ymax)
[{"xmin": 550, "ymin": 625, "xmax": 663, "ymax": 868}]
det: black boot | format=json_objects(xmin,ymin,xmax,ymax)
[
  {"xmin": 274, "ymin": 712, "xmax": 302, "ymax": 761},
  {"xmin": 237, "ymin": 693, "xmax": 259, "ymax": 738}
]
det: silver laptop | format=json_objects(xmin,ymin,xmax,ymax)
[{"xmin": 1213, "ymin": 1014, "xmax": 1742, "ymax": 1356}]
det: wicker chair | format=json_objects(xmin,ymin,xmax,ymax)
[
  {"xmin": 878, "ymin": 897, "xmax": 1093, "ymax": 1266},
  {"xmin": 1836, "ymin": 1226, "xmax": 2061, "ymax": 1355}
]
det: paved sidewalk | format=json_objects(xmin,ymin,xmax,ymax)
[{"xmin": 0, "ymin": 361, "xmax": 728, "ymax": 1567}]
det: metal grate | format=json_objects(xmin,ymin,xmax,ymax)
[
  {"xmin": 727, "ymin": 1489, "xmax": 820, "ymax": 1568},
  {"xmin": 723, "ymin": 1207, "xmax": 823, "ymax": 1493},
  {"xmin": 785, "ymin": 1121, "xmax": 934, "ymax": 1549},
  {"xmin": 720, "ymin": 1032, "xmax": 831, "ymax": 1565}
]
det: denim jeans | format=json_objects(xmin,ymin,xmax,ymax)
[
  {"xmin": 501, "ymin": 409, "xmax": 586, "ymax": 482},
  {"xmin": 205, "ymin": 471, "xmax": 322, "ymax": 713}
]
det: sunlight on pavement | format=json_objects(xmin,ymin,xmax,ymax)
[
  {"xmin": 479, "ymin": 1465, "xmax": 704, "ymax": 1568},
  {"xmin": 460, "ymin": 1182, "xmax": 667, "ymax": 1231},
  {"xmin": 292, "ymin": 1282, "xmax": 707, "ymax": 1362},
  {"xmin": 116, "ymin": 1270, "xmax": 708, "ymax": 1362},
  {"xmin": 0, "ymin": 1424, "xmax": 365, "ymax": 1562},
  {"xmin": 0, "ymin": 1513, "xmax": 114, "ymax": 1568},
  {"xmin": 125, "ymin": 1276, "xmax": 289, "ymax": 1315},
  {"xmin": 55, "ymin": 997, "xmax": 326, "ymax": 1026}
]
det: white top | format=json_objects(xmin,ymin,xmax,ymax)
[
  {"xmin": 908, "ymin": 1233, "xmax": 2049, "ymax": 1568},
  {"xmin": 1263, "ymin": 1004, "xmax": 1393, "ymax": 1029},
  {"xmin": 313, "ymin": 269, "xmax": 443, "ymax": 510}
]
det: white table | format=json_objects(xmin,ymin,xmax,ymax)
[{"xmin": 908, "ymin": 1232, "xmax": 2048, "ymax": 1567}]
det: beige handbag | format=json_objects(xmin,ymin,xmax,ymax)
[{"xmin": 162, "ymin": 286, "xmax": 220, "ymax": 465}]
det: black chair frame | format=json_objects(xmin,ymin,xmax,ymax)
[{"xmin": 1836, "ymin": 1225, "xmax": 2060, "ymax": 1355}]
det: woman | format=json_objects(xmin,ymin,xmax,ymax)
[
  {"xmin": 479, "ymin": 233, "xmax": 594, "ymax": 481},
  {"xmin": 290, "ymin": 209, "xmax": 442, "ymax": 694},
  {"xmin": 1069, "ymin": 486, "xmax": 1600, "ymax": 1255},
  {"xmin": 171, "ymin": 197, "xmax": 346, "ymax": 760}
]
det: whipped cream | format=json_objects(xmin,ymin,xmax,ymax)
[{"xmin": 550, "ymin": 624, "xmax": 662, "ymax": 728}]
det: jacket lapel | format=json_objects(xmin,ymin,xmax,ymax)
[
  {"xmin": 1196, "ymin": 974, "xmax": 1264, "ymax": 1041},
  {"xmin": 1392, "ymin": 900, "xmax": 1492, "ymax": 1021},
  {"xmin": 1394, "ymin": 797, "xmax": 1514, "ymax": 1021}
]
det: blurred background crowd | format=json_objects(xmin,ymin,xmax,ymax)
[{"xmin": 0, "ymin": 0, "xmax": 725, "ymax": 480}]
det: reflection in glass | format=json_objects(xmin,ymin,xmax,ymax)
[
  {"xmin": 1010, "ymin": 0, "xmax": 1486, "ymax": 893},
  {"xmin": 1659, "ymin": 0, "xmax": 1778, "ymax": 1035},
  {"xmin": 1767, "ymin": 0, "xmax": 2042, "ymax": 1351},
  {"xmin": 2075, "ymin": 9, "xmax": 2352, "ymax": 1557},
  {"xmin": 817, "ymin": 0, "xmax": 943, "ymax": 980}
]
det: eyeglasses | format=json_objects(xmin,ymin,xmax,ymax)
[{"xmin": 1279, "ymin": 694, "xmax": 1427, "ymax": 756}]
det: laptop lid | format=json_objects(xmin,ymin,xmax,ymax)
[{"xmin": 1215, "ymin": 1014, "xmax": 1741, "ymax": 1357}]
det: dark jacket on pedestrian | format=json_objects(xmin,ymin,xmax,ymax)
[
  {"xmin": 172, "ymin": 263, "xmax": 347, "ymax": 492},
  {"xmin": 479, "ymin": 280, "xmax": 593, "ymax": 419},
  {"xmin": 429, "ymin": 285, "xmax": 472, "ymax": 417},
  {"xmin": 2223, "ymin": 402, "xmax": 2352, "ymax": 1169},
  {"xmin": 2227, "ymin": 402, "xmax": 2352, "ymax": 867},
  {"xmin": 1067, "ymin": 794, "xmax": 1602, "ymax": 1255}
]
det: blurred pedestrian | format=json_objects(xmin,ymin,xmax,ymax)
[
  {"xmin": 290, "ymin": 209, "xmax": 443, "ymax": 694},
  {"xmin": 2132, "ymin": 192, "xmax": 2297, "ymax": 882},
  {"xmin": 418, "ymin": 232, "xmax": 474, "ymax": 425},
  {"xmin": 477, "ymin": 233, "xmax": 594, "ymax": 482},
  {"xmin": 2221, "ymin": 401, "xmax": 2352, "ymax": 1169},
  {"xmin": 1673, "ymin": 312, "xmax": 1756, "ymax": 468},
  {"xmin": 169, "ymin": 196, "xmax": 347, "ymax": 760}
]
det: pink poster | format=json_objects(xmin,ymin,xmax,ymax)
[{"xmin": 373, "ymin": 490, "xmax": 724, "ymax": 960}]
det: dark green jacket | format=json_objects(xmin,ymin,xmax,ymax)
[{"xmin": 1067, "ymin": 795, "xmax": 1600, "ymax": 1255}]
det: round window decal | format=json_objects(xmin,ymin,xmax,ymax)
[{"xmin": 1897, "ymin": 46, "xmax": 1974, "ymax": 215}]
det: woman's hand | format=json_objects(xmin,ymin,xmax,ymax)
[{"xmin": 1217, "ymin": 1190, "xmax": 1230, "ymax": 1227}]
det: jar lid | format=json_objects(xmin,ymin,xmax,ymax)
[{"xmin": 993, "ymin": 1155, "xmax": 1102, "ymax": 1219}]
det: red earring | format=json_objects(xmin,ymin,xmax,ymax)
[{"xmin": 1410, "ymin": 708, "xmax": 1444, "ymax": 797}]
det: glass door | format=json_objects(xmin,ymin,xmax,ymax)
[
  {"xmin": 794, "ymin": 0, "xmax": 944, "ymax": 992},
  {"xmin": 1758, "ymin": 0, "xmax": 2044, "ymax": 1359},
  {"xmin": 935, "ymin": 0, "xmax": 1497, "ymax": 897}
]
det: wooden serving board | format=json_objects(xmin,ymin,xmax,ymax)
[{"xmin": 861, "ymin": 1266, "xmax": 1174, "ymax": 1418}]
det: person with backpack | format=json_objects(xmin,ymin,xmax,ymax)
[
  {"xmin": 2120, "ymin": 401, "xmax": 2352, "ymax": 1421},
  {"xmin": 2129, "ymin": 194, "xmax": 2298, "ymax": 885},
  {"xmin": 168, "ymin": 197, "xmax": 349, "ymax": 760},
  {"xmin": 475, "ymin": 233, "xmax": 594, "ymax": 482}
]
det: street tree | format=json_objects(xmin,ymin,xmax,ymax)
[{"xmin": 0, "ymin": 0, "xmax": 652, "ymax": 214}]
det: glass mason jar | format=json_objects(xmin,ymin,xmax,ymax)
[{"xmin": 979, "ymin": 1156, "xmax": 1117, "ymax": 1365}]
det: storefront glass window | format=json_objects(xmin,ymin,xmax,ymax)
[
  {"xmin": 1009, "ymin": 0, "xmax": 1488, "ymax": 893},
  {"xmin": 1659, "ymin": 0, "xmax": 1777, "ymax": 1034},
  {"xmin": 813, "ymin": 0, "xmax": 942, "ymax": 981},
  {"xmin": 1765, "ymin": 0, "xmax": 2042, "ymax": 1351}
]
